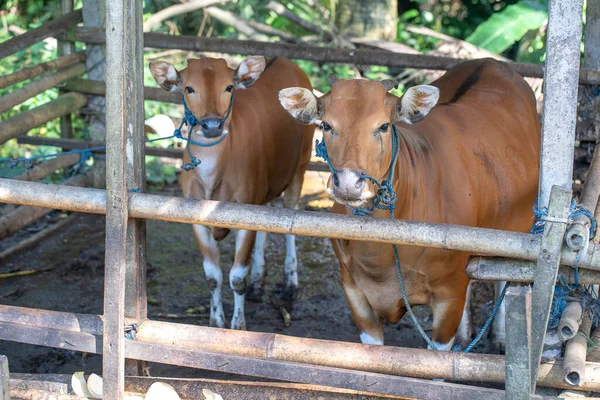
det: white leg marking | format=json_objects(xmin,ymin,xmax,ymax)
[
  {"xmin": 230, "ymin": 230, "xmax": 253, "ymax": 330},
  {"xmin": 428, "ymin": 337, "xmax": 455, "ymax": 351},
  {"xmin": 250, "ymin": 230, "xmax": 267, "ymax": 288},
  {"xmin": 492, "ymin": 281, "xmax": 506, "ymax": 348},
  {"xmin": 284, "ymin": 234, "xmax": 298, "ymax": 294},
  {"xmin": 193, "ymin": 225, "xmax": 225, "ymax": 328},
  {"xmin": 360, "ymin": 331, "xmax": 384, "ymax": 345},
  {"xmin": 456, "ymin": 282, "xmax": 472, "ymax": 345}
]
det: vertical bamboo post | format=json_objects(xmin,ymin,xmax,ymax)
[
  {"xmin": 103, "ymin": 0, "xmax": 143, "ymax": 397},
  {"xmin": 529, "ymin": 0, "xmax": 585, "ymax": 390},
  {"xmin": 58, "ymin": 0, "xmax": 75, "ymax": 140},
  {"xmin": 123, "ymin": 0, "xmax": 147, "ymax": 377}
]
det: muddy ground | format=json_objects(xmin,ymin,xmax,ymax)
[{"xmin": 0, "ymin": 171, "xmax": 496, "ymax": 381}]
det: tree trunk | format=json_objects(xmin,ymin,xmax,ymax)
[{"xmin": 336, "ymin": 0, "xmax": 398, "ymax": 41}]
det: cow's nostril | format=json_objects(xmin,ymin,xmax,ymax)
[
  {"xmin": 355, "ymin": 177, "xmax": 366, "ymax": 190},
  {"xmin": 333, "ymin": 173, "xmax": 340, "ymax": 187}
]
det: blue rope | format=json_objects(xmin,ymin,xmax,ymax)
[{"xmin": 2, "ymin": 90, "xmax": 236, "ymax": 173}]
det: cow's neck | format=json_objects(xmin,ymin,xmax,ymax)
[{"xmin": 190, "ymin": 129, "xmax": 232, "ymax": 199}]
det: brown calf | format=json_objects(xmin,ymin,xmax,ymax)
[
  {"xmin": 279, "ymin": 58, "xmax": 540, "ymax": 348},
  {"xmin": 150, "ymin": 56, "xmax": 313, "ymax": 330}
]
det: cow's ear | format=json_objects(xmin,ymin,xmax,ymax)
[
  {"xmin": 278, "ymin": 87, "xmax": 322, "ymax": 125},
  {"xmin": 149, "ymin": 61, "xmax": 181, "ymax": 92},
  {"xmin": 396, "ymin": 85, "xmax": 439, "ymax": 124},
  {"xmin": 234, "ymin": 56, "xmax": 266, "ymax": 89}
]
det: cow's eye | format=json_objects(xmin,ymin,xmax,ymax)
[
  {"xmin": 225, "ymin": 85, "xmax": 234, "ymax": 92},
  {"xmin": 186, "ymin": 86, "xmax": 195, "ymax": 94},
  {"xmin": 321, "ymin": 122, "xmax": 332, "ymax": 132},
  {"xmin": 379, "ymin": 123, "xmax": 390, "ymax": 132}
]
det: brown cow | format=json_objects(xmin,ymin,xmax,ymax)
[
  {"xmin": 150, "ymin": 56, "xmax": 313, "ymax": 330},
  {"xmin": 279, "ymin": 58, "xmax": 540, "ymax": 349}
]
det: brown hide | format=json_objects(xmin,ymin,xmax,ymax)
[
  {"xmin": 325, "ymin": 59, "xmax": 540, "ymax": 345},
  {"xmin": 179, "ymin": 58, "xmax": 314, "ymax": 238}
]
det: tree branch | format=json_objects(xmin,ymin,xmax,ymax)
[
  {"xmin": 143, "ymin": 0, "xmax": 227, "ymax": 32},
  {"xmin": 265, "ymin": 1, "xmax": 333, "ymax": 41}
]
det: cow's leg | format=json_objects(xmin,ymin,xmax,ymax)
[
  {"xmin": 230, "ymin": 229, "xmax": 257, "ymax": 330},
  {"xmin": 341, "ymin": 262, "xmax": 384, "ymax": 345},
  {"xmin": 491, "ymin": 281, "xmax": 506, "ymax": 354},
  {"xmin": 281, "ymin": 176, "xmax": 303, "ymax": 300},
  {"xmin": 247, "ymin": 230, "xmax": 267, "ymax": 301},
  {"xmin": 430, "ymin": 278, "xmax": 469, "ymax": 351},
  {"xmin": 192, "ymin": 225, "xmax": 225, "ymax": 328},
  {"xmin": 456, "ymin": 281, "xmax": 473, "ymax": 347}
]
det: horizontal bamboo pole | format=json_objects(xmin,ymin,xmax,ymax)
[
  {"xmin": 0, "ymin": 305, "xmax": 596, "ymax": 392},
  {"xmin": 0, "ymin": 175, "xmax": 86, "ymax": 240},
  {"xmin": 0, "ymin": 52, "xmax": 85, "ymax": 90},
  {"xmin": 59, "ymin": 27, "xmax": 600, "ymax": 84},
  {"xmin": 466, "ymin": 257, "xmax": 600, "ymax": 283},
  {"xmin": 15, "ymin": 136, "xmax": 330, "ymax": 172},
  {"xmin": 0, "ymin": 63, "xmax": 86, "ymax": 114},
  {"xmin": 0, "ymin": 92, "xmax": 87, "ymax": 145},
  {"xmin": 1, "ymin": 179, "xmax": 600, "ymax": 270},
  {"xmin": 0, "ymin": 10, "xmax": 82, "ymax": 60},
  {"xmin": 63, "ymin": 78, "xmax": 181, "ymax": 104},
  {"xmin": 13, "ymin": 153, "xmax": 81, "ymax": 182}
]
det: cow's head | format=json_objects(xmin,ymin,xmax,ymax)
[
  {"xmin": 279, "ymin": 79, "xmax": 439, "ymax": 207},
  {"xmin": 150, "ymin": 56, "xmax": 266, "ymax": 139}
]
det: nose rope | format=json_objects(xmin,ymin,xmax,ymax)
[
  {"xmin": 174, "ymin": 90, "xmax": 235, "ymax": 171},
  {"xmin": 315, "ymin": 124, "xmax": 439, "ymax": 350}
]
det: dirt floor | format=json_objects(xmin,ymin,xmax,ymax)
[{"xmin": 0, "ymin": 171, "xmax": 497, "ymax": 380}]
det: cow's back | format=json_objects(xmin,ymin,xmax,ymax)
[{"xmin": 409, "ymin": 58, "xmax": 540, "ymax": 234}]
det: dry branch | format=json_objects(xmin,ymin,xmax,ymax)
[
  {"xmin": 0, "ymin": 174, "xmax": 87, "ymax": 240},
  {"xmin": 205, "ymin": 7, "xmax": 268, "ymax": 40},
  {"xmin": 0, "ymin": 92, "xmax": 87, "ymax": 145},
  {"xmin": 0, "ymin": 63, "xmax": 86, "ymax": 114},
  {"xmin": 143, "ymin": 0, "xmax": 226, "ymax": 32},
  {"xmin": 14, "ymin": 153, "xmax": 81, "ymax": 182},
  {"xmin": 265, "ymin": 1, "xmax": 333, "ymax": 41},
  {"xmin": 0, "ymin": 52, "xmax": 85, "ymax": 90},
  {"xmin": 0, "ymin": 10, "xmax": 82, "ymax": 60}
]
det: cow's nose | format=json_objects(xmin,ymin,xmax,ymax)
[
  {"xmin": 332, "ymin": 169, "xmax": 366, "ymax": 200},
  {"xmin": 201, "ymin": 118, "xmax": 224, "ymax": 138}
]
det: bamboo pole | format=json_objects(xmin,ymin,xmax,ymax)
[
  {"xmin": 13, "ymin": 153, "xmax": 81, "ymax": 182},
  {"xmin": 0, "ymin": 52, "xmax": 85, "ymax": 90},
  {"xmin": 2, "ymin": 178, "xmax": 600, "ymax": 270},
  {"xmin": 563, "ymin": 316, "xmax": 593, "ymax": 386},
  {"xmin": 63, "ymin": 78, "xmax": 181, "ymax": 104},
  {"xmin": 0, "ymin": 175, "xmax": 86, "ymax": 240},
  {"xmin": 0, "ymin": 10, "xmax": 82, "ymax": 60},
  {"xmin": 466, "ymin": 257, "xmax": 600, "ymax": 284},
  {"xmin": 0, "ymin": 63, "xmax": 86, "ymax": 114},
  {"xmin": 558, "ymin": 302, "xmax": 584, "ymax": 342},
  {"xmin": 58, "ymin": 27, "xmax": 600, "ymax": 84},
  {"xmin": 0, "ymin": 92, "xmax": 87, "ymax": 145},
  {"xmin": 15, "ymin": 136, "xmax": 331, "ymax": 172}
]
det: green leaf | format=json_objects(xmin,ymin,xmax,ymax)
[{"xmin": 466, "ymin": 1, "xmax": 548, "ymax": 54}]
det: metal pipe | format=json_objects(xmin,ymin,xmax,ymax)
[
  {"xmin": 466, "ymin": 257, "xmax": 600, "ymax": 284},
  {"xmin": 0, "ymin": 92, "xmax": 87, "ymax": 145},
  {"xmin": 2, "ymin": 179, "xmax": 600, "ymax": 270}
]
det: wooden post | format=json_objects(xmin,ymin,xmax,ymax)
[
  {"xmin": 0, "ymin": 356, "xmax": 9, "ymax": 400},
  {"xmin": 58, "ymin": 0, "xmax": 75, "ymax": 140},
  {"xmin": 103, "ymin": 0, "xmax": 144, "ymax": 397},
  {"xmin": 505, "ymin": 285, "xmax": 532, "ymax": 399},
  {"xmin": 83, "ymin": 0, "xmax": 107, "ymax": 189}
]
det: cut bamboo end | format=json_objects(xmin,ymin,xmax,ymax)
[{"xmin": 558, "ymin": 302, "xmax": 584, "ymax": 342}]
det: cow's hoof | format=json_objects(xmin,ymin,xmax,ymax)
[
  {"xmin": 246, "ymin": 282, "xmax": 264, "ymax": 302},
  {"xmin": 231, "ymin": 316, "xmax": 247, "ymax": 331},
  {"xmin": 281, "ymin": 284, "xmax": 299, "ymax": 301}
]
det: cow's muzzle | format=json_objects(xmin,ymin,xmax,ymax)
[
  {"xmin": 197, "ymin": 117, "xmax": 225, "ymax": 138},
  {"xmin": 328, "ymin": 169, "xmax": 373, "ymax": 206}
]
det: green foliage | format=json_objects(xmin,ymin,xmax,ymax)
[{"xmin": 465, "ymin": 0, "xmax": 548, "ymax": 54}]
